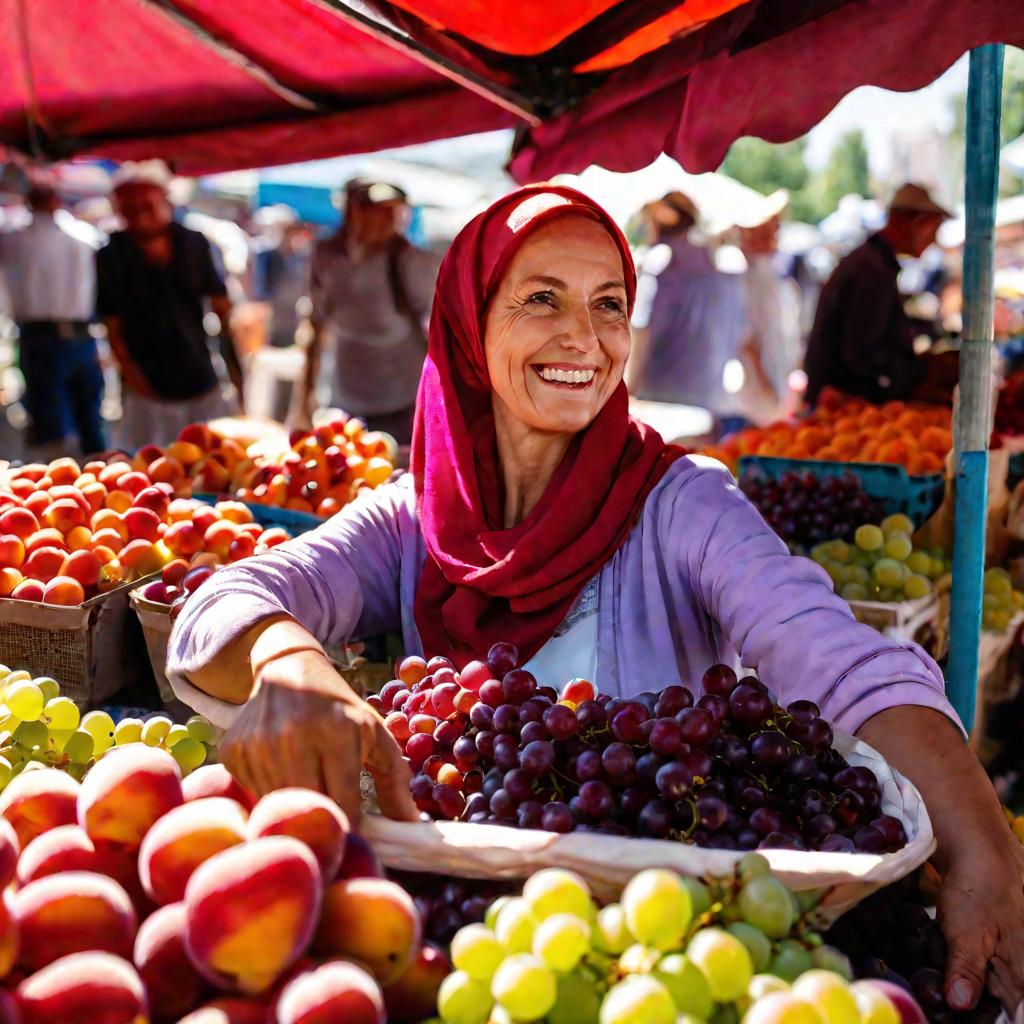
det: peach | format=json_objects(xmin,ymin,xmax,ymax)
[
  {"xmin": 149, "ymin": 456, "xmax": 185, "ymax": 485},
  {"xmin": 168, "ymin": 498, "xmax": 198, "ymax": 522},
  {"xmin": 0, "ymin": 771, "xmax": 78, "ymax": 848},
  {"xmin": 167, "ymin": 440, "xmax": 204, "ymax": 467},
  {"xmin": 247, "ymin": 789, "xmax": 348, "ymax": 881},
  {"xmin": 0, "ymin": 819, "xmax": 17, "ymax": 889},
  {"xmin": 104, "ymin": 488, "xmax": 133, "ymax": 513},
  {"xmin": 184, "ymin": 836, "xmax": 323, "ymax": 994},
  {"xmin": 119, "ymin": 539, "xmax": 163, "ymax": 576},
  {"xmin": 22, "ymin": 546, "xmax": 66, "ymax": 583},
  {"xmin": 78, "ymin": 745, "xmax": 183, "ymax": 851},
  {"xmin": 139, "ymin": 798, "xmax": 248, "ymax": 906},
  {"xmin": 0, "ymin": 894, "xmax": 18, "ymax": 979},
  {"xmin": 0, "ymin": 568, "xmax": 22, "ymax": 596},
  {"xmin": 161, "ymin": 558, "xmax": 190, "ymax": 588},
  {"xmin": 164, "ymin": 520, "xmax": 204, "ymax": 557},
  {"xmin": 116, "ymin": 471, "xmax": 151, "ymax": 498},
  {"xmin": 133, "ymin": 445, "xmax": 165, "ymax": 473},
  {"xmin": 45, "ymin": 457, "xmax": 81, "ymax": 486},
  {"xmin": 10, "ymin": 579, "xmax": 44, "ymax": 602},
  {"xmin": 214, "ymin": 501, "xmax": 253, "ymax": 525},
  {"xmin": 335, "ymin": 832, "xmax": 383, "ymax": 879},
  {"xmin": 79, "ymin": 482, "xmax": 108, "ymax": 513},
  {"xmin": 277, "ymin": 961, "xmax": 386, "ymax": 1024},
  {"xmin": 181, "ymin": 764, "xmax": 256, "ymax": 811},
  {"xmin": 195, "ymin": 458, "xmax": 231, "ymax": 493},
  {"xmin": 133, "ymin": 902, "xmax": 205, "ymax": 1022},
  {"xmin": 259, "ymin": 527, "xmax": 291, "ymax": 550},
  {"xmin": 91, "ymin": 528, "xmax": 125, "ymax": 553},
  {"xmin": 313, "ymin": 878, "xmax": 419, "ymax": 984},
  {"xmin": 227, "ymin": 534, "xmax": 256, "ymax": 562},
  {"xmin": 91, "ymin": 545, "xmax": 120, "ymax": 567},
  {"xmin": 179, "ymin": 423, "xmax": 215, "ymax": 451},
  {"xmin": 383, "ymin": 943, "xmax": 451, "ymax": 1024},
  {"xmin": 98, "ymin": 461, "xmax": 132, "ymax": 487},
  {"xmin": 17, "ymin": 825, "xmax": 100, "ymax": 885},
  {"xmin": 65, "ymin": 524, "xmax": 93, "ymax": 551},
  {"xmin": 0, "ymin": 508, "xmax": 38, "ymax": 541},
  {"xmin": 22, "ymin": 492, "xmax": 50, "ymax": 519},
  {"xmin": 47, "ymin": 485, "xmax": 90, "ymax": 516},
  {"xmin": 16, "ymin": 951, "xmax": 149, "ymax": 1024},
  {"xmin": 203, "ymin": 520, "xmax": 239, "ymax": 559},
  {"xmin": 23, "ymin": 528, "xmax": 67, "ymax": 555},
  {"xmin": 0, "ymin": 534, "xmax": 25, "ymax": 569},
  {"xmin": 12, "ymin": 871, "xmax": 136, "ymax": 971},
  {"xmin": 363, "ymin": 457, "xmax": 394, "ymax": 488},
  {"xmin": 61, "ymin": 549, "xmax": 102, "ymax": 587},
  {"xmin": 192, "ymin": 507, "xmax": 218, "ymax": 534},
  {"xmin": 91, "ymin": 508, "xmax": 128, "ymax": 536},
  {"xmin": 41, "ymin": 576, "xmax": 85, "ymax": 606},
  {"xmin": 177, "ymin": 998, "xmax": 267, "ymax": 1024},
  {"xmin": 122, "ymin": 507, "xmax": 161, "ymax": 543},
  {"xmin": 41, "ymin": 499, "xmax": 85, "ymax": 533},
  {"xmin": 132, "ymin": 486, "xmax": 170, "ymax": 518}
]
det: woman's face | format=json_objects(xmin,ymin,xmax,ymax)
[{"xmin": 483, "ymin": 215, "xmax": 630, "ymax": 436}]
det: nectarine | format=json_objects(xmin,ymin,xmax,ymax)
[{"xmin": 17, "ymin": 951, "xmax": 149, "ymax": 1024}]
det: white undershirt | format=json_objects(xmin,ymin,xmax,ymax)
[{"xmin": 522, "ymin": 576, "xmax": 599, "ymax": 688}]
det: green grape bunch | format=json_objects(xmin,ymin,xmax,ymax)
[
  {"xmin": 0, "ymin": 663, "xmax": 219, "ymax": 790},
  {"xmin": 433, "ymin": 857, "xmax": 909, "ymax": 1024}
]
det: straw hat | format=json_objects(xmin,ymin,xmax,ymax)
[
  {"xmin": 888, "ymin": 182, "xmax": 952, "ymax": 220},
  {"xmin": 110, "ymin": 160, "xmax": 174, "ymax": 193},
  {"xmin": 731, "ymin": 187, "xmax": 790, "ymax": 230},
  {"xmin": 645, "ymin": 190, "xmax": 699, "ymax": 229}
]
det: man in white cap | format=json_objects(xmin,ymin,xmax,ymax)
[
  {"xmin": 805, "ymin": 183, "xmax": 956, "ymax": 406},
  {"xmin": 96, "ymin": 161, "xmax": 244, "ymax": 449},
  {"xmin": 0, "ymin": 176, "xmax": 106, "ymax": 455}
]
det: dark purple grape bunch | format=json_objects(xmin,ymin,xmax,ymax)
[{"xmin": 741, "ymin": 469, "xmax": 882, "ymax": 551}]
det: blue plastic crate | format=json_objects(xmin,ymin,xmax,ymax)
[
  {"xmin": 191, "ymin": 493, "xmax": 324, "ymax": 535},
  {"xmin": 737, "ymin": 456, "xmax": 945, "ymax": 528}
]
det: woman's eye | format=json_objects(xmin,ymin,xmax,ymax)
[
  {"xmin": 598, "ymin": 297, "xmax": 625, "ymax": 313},
  {"xmin": 527, "ymin": 291, "xmax": 556, "ymax": 307}
]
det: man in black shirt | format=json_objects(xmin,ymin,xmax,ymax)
[
  {"xmin": 805, "ymin": 184, "xmax": 956, "ymax": 406},
  {"xmin": 97, "ymin": 162, "xmax": 244, "ymax": 449}
]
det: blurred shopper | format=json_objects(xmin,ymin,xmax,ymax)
[
  {"xmin": 299, "ymin": 180, "xmax": 440, "ymax": 445},
  {"xmin": 250, "ymin": 205, "xmax": 313, "ymax": 349},
  {"xmin": 0, "ymin": 184, "xmax": 105, "ymax": 456},
  {"xmin": 805, "ymin": 183, "xmax": 958, "ymax": 406},
  {"xmin": 627, "ymin": 191, "xmax": 747, "ymax": 432},
  {"xmin": 97, "ymin": 162, "xmax": 244, "ymax": 450},
  {"xmin": 735, "ymin": 190, "xmax": 803, "ymax": 425}
]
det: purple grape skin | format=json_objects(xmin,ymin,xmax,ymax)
[
  {"xmin": 575, "ymin": 749, "xmax": 604, "ymax": 782},
  {"xmin": 518, "ymin": 800, "xmax": 544, "ymax": 829},
  {"xmin": 601, "ymin": 742, "xmax": 636, "ymax": 778},
  {"xmin": 577, "ymin": 780, "xmax": 614, "ymax": 819},
  {"xmin": 759, "ymin": 831, "xmax": 798, "ymax": 849},
  {"xmin": 575, "ymin": 700, "xmax": 607, "ymax": 731},
  {"xmin": 802, "ymin": 790, "xmax": 827, "ymax": 817},
  {"xmin": 493, "ymin": 704, "xmax": 520, "ymax": 733},
  {"xmin": 543, "ymin": 704, "xmax": 579, "ymax": 740},
  {"xmin": 697, "ymin": 694, "xmax": 729, "ymax": 726},
  {"xmin": 729, "ymin": 681, "xmax": 773, "ymax": 727},
  {"xmin": 465, "ymin": 792, "xmax": 488, "ymax": 819},
  {"xmin": 654, "ymin": 685, "xmax": 693, "ymax": 717},
  {"xmin": 519, "ymin": 740, "xmax": 556, "ymax": 777},
  {"xmin": 871, "ymin": 815, "xmax": 907, "ymax": 850},
  {"xmin": 469, "ymin": 704, "xmax": 494, "ymax": 730},
  {"xmin": 638, "ymin": 799, "xmax": 673, "ymax": 838},
  {"xmin": 696, "ymin": 794, "xmax": 728, "ymax": 830},
  {"xmin": 649, "ymin": 718, "xmax": 685, "ymax": 756},
  {"xmin": 502, "ymin": 669, "xmax": 537, "ymax": 705},
  {"xmin": 786, "ymin": 699, "xmax": 821, "ymax": 725},
  {"xmin": 487, "ymin": 641, "xmax": 519, "ymax": 677},
  {"xmin": 701, "ymin": 663, "xmax": 738, "ymax": 697},
  {"xmin": 740, "ymin": 785, "xmax": 766, "ymax": 810},
  {"xmin": 676, "ymin": 708, "xmax": 715, "ymax": 747},
  {"xmin": 636, "ymin": 751, "xmax": 663, "ymax": 784},
  {"xmin": 681, "ymin": 748, "xmax": 713, "ymax": 779},
  {"xmin": 518, "ymin": 699, "xmax": 545, "ymax": 724},
  {"xmin": 620, "ymin": 786, "xmax": 649, "ymax": 818},
  {"xmin": 489, "ymin": 789, "xmax": 515, "ymax": 819},
  {"xmin": 819, "ymin": 833, "xmax": 856, "ymax": 853},
  {"xmin": 719, "ymin": 736, "xmax": 750, "ymax": 771},
  {"xmin": 475, "ymin": 730, "xmax": 496, "ymax": 759},
  {"xmin": 611, "ymin": 706, "xmax": 648, "ymax": 743},
  {"xmin": 453, "ymin": 735, "xmax": 478, "ymax": 763},
  {"xmin": 503, "ymin": 768, "xmax": 534, "ymax": 802},
  {"xmin": 750, "ymin": 731, "xmax": 791, "ymax": 768},
  {"xmin": 655, "ymin": 762, "xmax": 693, "ymax": 800},
  {"xmin": 786, "ymin": 753, "xmax": 818, "ymax": 781},
  {"xmin": 807, "ymin": 813, "xmax": 838, "ymax": 839},
  {"xmin": 750, "ymin": 806, "xmax": 784, "ymax": 836},
  {"xmin": 853, "ymin": 825, "xmax": 886, "ymax": 854},
  {"xmin": 541, "ymin": 802, "xmax": 574, "ymax": 833},
  {"xmin": 493, "ymin": 740, "xmax": 520, "ymax": 771},
  {"xmin": 519, "ymin": 721, "xmax": 549, "ymax": 746},
  {"xmin": 803, "ymin": 718, "xmax": 834, "ymax": 750}
]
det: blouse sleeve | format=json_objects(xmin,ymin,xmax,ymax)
[
  {"xmin": 670, "ymin": 457, "xmax": 960, "ymax": 735},
  {"xmin": 166, "ymin": 479, "xmax": 412, "ymax": 685}
]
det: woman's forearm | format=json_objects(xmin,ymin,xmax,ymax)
[
  {"xmin": 185, "ymin": 614, "xmax": 327, "ymax": 704},
  {"xmin": 856, "ymin": 705, "xmax": 1005, "ymax": 861}
]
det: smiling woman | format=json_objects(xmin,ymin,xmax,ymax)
[{"xmin": 167, "ymin": 186, "xmax": 1024, "ymax": 1016}]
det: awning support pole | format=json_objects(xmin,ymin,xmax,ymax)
[{"xmin": 947, "ymin": 43, "xmax": 1004, "ymax": 730}]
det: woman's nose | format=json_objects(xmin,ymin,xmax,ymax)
[{"xmin": 559, "ymin": 303, "xmax": 600, "ymax": 351}]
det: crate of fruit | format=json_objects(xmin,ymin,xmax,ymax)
[
  {"xmin": 0, "ymin": 576, "xmax": 156, "ymax": 707},
  {"xmin": 129, "ymin": 586, "xmax": 176, "ymax": 705},
  {"xmin": 738, "ymin": 456, "xmax": 945, "ymax": 528}
]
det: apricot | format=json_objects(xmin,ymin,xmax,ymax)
[
  {"xmin": 91, "ymin": 508, "xmax": 127, "ymax": 535},
  {"xmin": 134, "ymin": 902, "xmax": 205, "ymax": 1022},
  {"xmin": 184, "ymin": 836, "xmax": 323, "ymax": 994},
  {"xmin": 91, "ymin": 545, "xmax": 120, "ymax": 567},
  {"xmin": 177, "ymin": 998, "xmax": 267, "ymax": 1024},
  {"xmin": 120, "ymin": 539, "xmax": 164, "ymax": 576},
  {"xmin": 17, "ymin": 825, "xmax": 101, "ymax": 885},
  {"xmin": 122, "ymin": 507, "xmax": 161, "ymax": 543},
  {"xmin": 61, "ymin": 549, "xmax": 102, "ymax": 587},
  {"xmin": 0, "ymin": 771, "xmax": 79, "ymax": 848},
  {"xmin": 148, "ymin": 456, "xmax": 185, "ymax": 485},
  {"xmin": 78, "ymin": 745, "xmax": 183, "ymax": 851},
  {"xmin": 0, "ymin": 535, "xmax": 24, "ymax": 570},
  {"xmin": 16, "ymin": 951, "xmax": 149, "ymax": 1024},
  {"xmin": 10, "ymin": 578, "xmax": 44, "ymax": 602},
  {"xmin": 167, "ymin": 440, "xmax": 204, "ymax": 467},
  {"xmin": 363, "ymin": 457, "xmax": 394, "ymax": 488},
  {"xmin": 23, "ymin": 529, "xmax": 67, "ymax": 557},
  {"xmin": 227, "ymin": 534, "xmax": 256, "ymax": 562},
  {"xmin": 22, "ymin": 492, "xmax": 50, "ymax": 519},
  {"xmin": 246, "ymin": 789, "xmax": 348, "ymax": 881},
  {"xmin": 41, "ymin": 499, "xmax": 85, "ymax": 534},
  {"xmin": 65, "ymin": 525, "xmax": 93, "ymax": 551},
  {"xmin": 139, "ymin": 798, "xmax": 248, "ymax": 906},
  {"xmin": 195, "ymin": 458, "xmax": 231, "ymax": 493},
  {"xmin": 203, "ymin": 520, "xmax": 239, "ymax": 558},
  {"xmin": 314, "ymin": 877, "xmax": 419, "ymax": 984},
  {"xmin": 920, "ymin": 426, "xmax": 952, "ymax": 456},
  {"xmin": 79, "ymin": 482, "xmax": 108, "ymax": 513},
  {"xmin": 46, "ymin": 457, "xmax": 81, "ymax": 486},
  {"xmin": 12, "ymin": 871, "xmax": 136, "ymax": 971},
  {"xmin": 0, "ymin": 818, "xmax": 18, "ymax": 890},
  {"xmin": 104, "ymin": 488, "xmax": 133, "ymax": 513},
  {"xmin": 132, "ymin": 486, "xmax": 170, "ymax": 519},
  {"xmin": 383, "ymin": 944, "xmax": 450, "ymax": 1023},
  {"xmin": 91, "ymin": 528, "xmax": 125, "ymax": 553},
  {"xmin": 164, "ymin": 520, "xmax": 204, "ymax": 557},
  {"xmin": 260, "ymin": 527, "xmax": 291, "ymax": 549},
  {"xmin": 277, "ymin": 961, "xmax": 386, "ymax": 1024},
  {"xmin": 181, "ymin": 764, "xmax": 256, "ymax": 811},
  {"xmin": 42, "ymin": 576, "xmax": 85, "ymax": 606},
  {"xmin": 212, "ymin": 501, "xmax": 251, "ymax": 525},
  {"xmin": 0, "ymin": 507, "xmax": 38, "ymax": 541},
  {"xmin": 178, "ymin": 422, "xmax": 215, "ymax": 451}
]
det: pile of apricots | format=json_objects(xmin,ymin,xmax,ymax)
[
  {"xmin": 703, "ymin": 388, "xmax": 952, "ymax": 477},
  {"xmin": 0, "ymin": 455, "xmax": 290, "ymax": 606}
]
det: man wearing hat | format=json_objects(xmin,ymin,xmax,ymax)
[
  {"xmin": 96, "ymin": 161, "xmax": 244, "ymax": 449},
  {"xmin": 297, "ymin": 179, "xmax": 440, "ymax": 444},
  {"xmin": 805, "ymin": 183, "xmax": 956, "ymax": 406}
]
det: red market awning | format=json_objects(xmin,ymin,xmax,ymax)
[{"xmin": 1, "ymin": 0, "xmax": 1022, "ymax": 177}]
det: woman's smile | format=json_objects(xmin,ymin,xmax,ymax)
[{"xmin": 532, "ymin": 363, "xmax": 599, "ymax": 389}]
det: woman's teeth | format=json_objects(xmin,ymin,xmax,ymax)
[{"xmin": 538, "ymin": 367, "xmax": 596, "ymax": 384}]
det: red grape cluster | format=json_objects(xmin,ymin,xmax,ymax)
[
  {"xmin": 826, "ymin": 872, "xmax": 1002, "ymax": 1024},
  {"xmin": 741, "ymin": 469, "xmax": 882, "ymax": 550},
  {"xmin": 369, "ymin": 645, "xmax": 907, "ymax": 855}
]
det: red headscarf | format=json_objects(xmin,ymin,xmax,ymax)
[{"xmin": 412, "ymin": 185, "xmax": 684, "ymax": 664}]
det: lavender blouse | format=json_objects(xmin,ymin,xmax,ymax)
[{"xmin": 167, "ymin": 456, "xmax": 958, "ymax": 736}]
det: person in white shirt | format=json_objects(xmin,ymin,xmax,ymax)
[{"xmin": 0, "ymin": 187, "xmax": 106, "ymax": 454}]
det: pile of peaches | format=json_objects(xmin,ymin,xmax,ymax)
[
  {"xmin": 0, "ymin": 455, "xmax": 291, "ymax": 607},
  {"xmin": 0, "ymin": 750, "xmax": 437, "ymax": 1023},
  {"xmin": 703, "ymin": 387, "xmax": 952, "ymax": 477},
  {"xmin": 135, "ymin": 418, "xmax": 397, "ymax": 520}
]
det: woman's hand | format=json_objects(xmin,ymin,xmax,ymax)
[
  {"xmin": 938, "ymin": 833, "xmax": 1024, "ymax": 1013},
  {"xmin": 218, "ymin": 648, "xmax": 418, "ymax": 826}
]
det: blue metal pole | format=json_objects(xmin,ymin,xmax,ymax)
[{"xmin": 947, "ymin": 44, "xmax": 1004, "ymax": 730}]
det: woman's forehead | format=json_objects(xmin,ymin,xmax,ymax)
[{"xmin": 503, "ymin": 215, "xmax": 624, "ymax": 283}]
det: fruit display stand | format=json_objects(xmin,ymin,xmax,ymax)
[
  {"xmin": 0, "ymin": 576, "xmax": 156, "ymax": 708},
  {"xmin": 129, "ymin": 587, "xmax": 177, "ymax": 706},
  {"xmin": 969, "ymin": 613, "xmax": 1024, "ymax": 751},
  {"xmin": 846, "ymin": 588, "xmax": 950, "ymax": 661}
]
